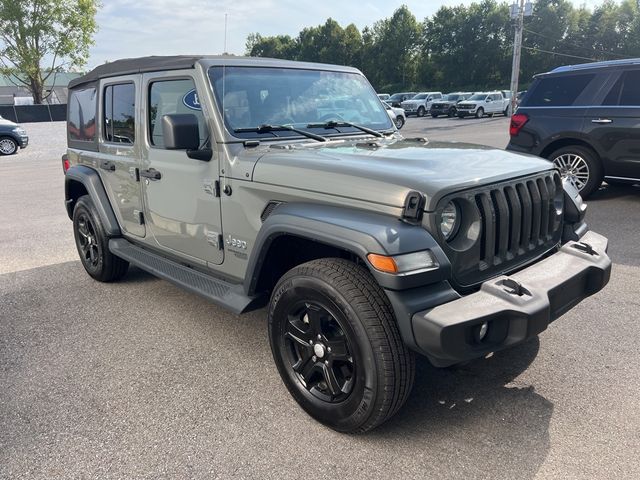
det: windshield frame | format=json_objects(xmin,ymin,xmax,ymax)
[{"xmin": 207, "ymin": 64, "xmax": 394, "ymax": 142}]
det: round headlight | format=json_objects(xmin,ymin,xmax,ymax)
[{"xmin": 440, "ymin": 201, "xmax": 459, "ymax": 240}]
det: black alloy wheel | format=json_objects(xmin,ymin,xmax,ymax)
[
  {"xmin": 72, "ymin": 195, "xmax": 129, "ymax": 282},
  {"xmin": 269, "ymin": 259, "xmax": 415, "ymax": 433},
  {"xmin": 282, "ymin": 301, "xmax": 356, "ymax": 403}
]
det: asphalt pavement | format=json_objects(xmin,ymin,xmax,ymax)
[{"xmin": 1, "ymin": 119, "xmax": 639, "ymax": 479}]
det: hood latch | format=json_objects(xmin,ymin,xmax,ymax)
[{"xmin": 401, "ymin": 191, "xmax": 426, "ymax": 224}]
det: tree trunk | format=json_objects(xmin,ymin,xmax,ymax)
[{"xmin": 29, "ymin": 76, "xmax": 44, "ymax": 104}]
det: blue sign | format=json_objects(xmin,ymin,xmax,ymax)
[{"xmin": 182, "ymin": 89, "xmax": 202, "ymax": 110}]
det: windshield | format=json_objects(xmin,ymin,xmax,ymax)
[
  {"xmin": 412, "ymin": 94, "xmax": 428, "ymax": 100},
  {"xmin": 208, "ymin": 66, "xmax": 392, "ymax": 139},
  {"xmin": 468, "ymin": 94, "xmax": 487, "ymax": 101},
  {"xmin": 445, "ymin": 95, "xmax": 461, "ymax": 101}
]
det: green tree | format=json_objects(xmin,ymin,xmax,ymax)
[
  {"xmin": 0, "ymin": 0, "xmax": 99, "ymax": 104},
  {"xmin": 246, "ymin": 33, "xmax": 297, "ymax": 59}
]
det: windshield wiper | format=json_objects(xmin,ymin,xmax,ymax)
[
  {"xmin": 306, "ymin": 120, "xmax": 384, "ymax": 138},
  {"xmin": 234, "ymin": 124, "xmax": 327, "ymax": 142}
]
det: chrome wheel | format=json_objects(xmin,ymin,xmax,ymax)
[
  {"xmin": 395, "ymin": 116, "xmax": 404, "ymax": 129},
  {"xmin": 0, "ymin": 138, "xmax": 17, "ymax": 155},
  {"xmin": 553, "ymin": 153, "xmax": 590, "ymax": 192}
]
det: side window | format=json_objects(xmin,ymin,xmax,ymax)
[
  {"xmin": 103, "ymin": 83, "xmax": 135, "ymax": 144},
  {"xmin": 68, "ymin": 87, "xmax": 97, "ymax": 141},
  {"xmin": 526, "ymin": 74, "xmax": 595, "ymax": 106},
  {"xmin": 603, "ymin": 70, "xmax": 640, "ymax": 106},
  {"xmin": 149, "ymin": 79, "xmax": 206, "ymax": 148}
]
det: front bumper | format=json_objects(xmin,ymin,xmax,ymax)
[
  {"xmin": 411, "ymin": 231, "xmax": 611, "ymax": 367},
  {"xmin": 18, "ymin": 135, "xmax": 28, "ymax": 148}
]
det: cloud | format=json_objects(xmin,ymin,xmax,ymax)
[{"xmin": 87, "ymin": 0, "xmax": 608, "ymax": 68}]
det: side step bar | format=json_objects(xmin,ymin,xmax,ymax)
[{"xmin": 109, "ymin": 238, "xmax": 263, "ymax": 314}]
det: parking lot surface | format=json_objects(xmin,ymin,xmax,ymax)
[{"xmin": 1, "ymin": 119, "xmax": 639, "ymax": 479}]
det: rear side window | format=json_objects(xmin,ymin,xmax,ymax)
[
  {"xmin": 148, "ymin": 79, "xmax": 207, "ymax": 148},
  {"xmin": 526, "ymin": 74, "xmax": 595, "ymax": 106},
  {"xmin": 103, "ymin": 83, "xmax": 135, "ymax": 144},
  {"xmin": 602, "ymin": 70, "xmax": 640, "ymax": 106},
  {"xmin": 68, "ymin": 87, "xmax": 97, "ymax": 142}
]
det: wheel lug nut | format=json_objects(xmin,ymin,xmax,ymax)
[
  {"xmin": 327, "ymin": 347, "xmax": 332, "ymax": 353},
  {"xmin": 309, "ymin": 340, "xmax": 313, "ymax": 344},
  {"xmin": 312, "ymin": 356, "xmax": 317, "ymax": 362},
  {"xmin": 317, "ymin": 334, "xmax": 322, "ymax": 340},
  {"xmin": 324, "ymin": 360, "xmax": 329, "ymax": 365}
]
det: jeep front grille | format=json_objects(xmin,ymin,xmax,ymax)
[
  {"xmin": 438, "ymin": 171, "xmax": 563, "ymax": 287},
  {"xmin": 475, "ymin": 173, "xmax": 561, "ymax": 269}
]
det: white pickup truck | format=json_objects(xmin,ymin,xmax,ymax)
[
  {"xmin": 456, "ymin": 91, "xmax": 510, "ymax": 119},
  {"xmin": 400, "ymin": 91, "xmax": 443, "ymax": 117}
]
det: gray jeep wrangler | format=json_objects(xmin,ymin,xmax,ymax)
[{"xmin": 63, "ymin": 56, "xmax": 611, "ymax": 433}]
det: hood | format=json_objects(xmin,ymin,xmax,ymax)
[
  {"xmin": 401, "ymin": 99, "xmax": 424, "ymax": 105},
  {"xmin": 457, "ymin": 100, "xmax": 477, "ymax": 105},
  {"xmin": 251, "ymin": 138, "xmax": 554, "ymax": 211},
  {"xmin": 0, "ymin": 117, "xmax": 18, "ymax": 128}
]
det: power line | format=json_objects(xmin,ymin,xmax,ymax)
[
  {"xmin": 521, "ymin": 46, "xmax": 600, "ymax": 62},
  {"xmin": 523, "ymin": 27, "xmax": 634, "ymax": 59}
]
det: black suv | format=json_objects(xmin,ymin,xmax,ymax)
[
  {"xmin": 388, "ymin": 92, "xmax": 416, "ymax": 107},
  {"xmin": 507, "ymin": 59, "xmax": 640, "ymax": 197}
]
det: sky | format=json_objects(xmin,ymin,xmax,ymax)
[{"xmin": 87, "ymin": 0, "xmax": 603, "ymax": 69}]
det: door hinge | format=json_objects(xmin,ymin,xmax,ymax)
[
  {"xmin": 133, "ymin": 209, "xmax": 145, "ymax": 225},
  {"xmin": 206, "ymin": 231, "xmax": 223, "ymax": 249}
]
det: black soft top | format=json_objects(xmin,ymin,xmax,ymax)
[{"xmin": 68, "ymin": 55, "xmax": 206, "ymax": 88}]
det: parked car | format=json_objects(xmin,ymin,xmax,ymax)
[
  {"xmin": 501, "ymin": 90, "xmax": 514, "ymax": 116},
  {"xmin": 401, "ymin": 91, "xmax": 443, "ymax": 117},
  {"xmin": 456, "ymin": 91, "xmax": 509, "ymax": 118},
  {"xmin": 383, "ymin": 101, "xmax": 406, "ymax": 129},
  {"xmin": 430, "ymin": 92, "xmax": 473, "ymax": 117},
  {"xmin": 388, "ymin": 92, "xmax": 416, "ymax": 107},
  {"xmin": 507, "ymin": 58, "xmax": 640, "ymax": 197},
  {"xmin": 0, "ymin": 115, "xmax": 28, "ymax": 155},
  {"xmin": 377, "ymin": 93, "xmax": 390, "ymax": 102},
  {"xmin": 62, "ymin": 55, "xmax": 610, "ymax": 433}
]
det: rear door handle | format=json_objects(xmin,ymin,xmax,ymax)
[
  {"xmin": 591, "ymin": 118, "xmax": 612, "ymax": 124},
  {"xmin": 100, "ymin": 160, "xmax": 116, "ymax": 171},
  {"xmin": 140, "ymin": 168, "xmax": 162, "ymax": 180}
]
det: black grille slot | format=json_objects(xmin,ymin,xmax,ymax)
[
  {"xmin": 260, "ymin": 201, "xmax": 284, "ymax": 222},
  {"xmin": 454, "ymin": 172, "xmax": 563, "ymax": 284}
]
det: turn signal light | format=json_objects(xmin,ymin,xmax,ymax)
[
  {"xmin": 367, "ymin": 254, "xmax": 398, "ymax": 274},
  {"xmin": 62, "ymin": 154, "xmax": 70, "ymax": 173},
  {"xmin": 509, "ymin": 113, "xmax": 528, "ymax": 136}
]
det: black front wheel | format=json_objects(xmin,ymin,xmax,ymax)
[
  {"xmin": 395, "ymin": 116, "xmax": 405, "ymax": 129},
  {"xmin": 417, "ymin": 106, "xmax": 425, "ymax": 117},
  {"xmin": 73, "ymin": 195, "xmax": 129, "ymax": 282},
  {"xmin": 268, "ymin": 259, "xmax": 415, "ymax": 433}
]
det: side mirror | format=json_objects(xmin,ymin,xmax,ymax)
[
  {"xmin": 161, "ymin": 114, "xmax": 200, "ymax": 150},
  {"xmin": 486, "ymin": 98, "xmax": 492, "ymax": 103}
]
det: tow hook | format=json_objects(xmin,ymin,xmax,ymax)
[
  {"xmin": 572, "ymin": 242, "xmax": 597, "ymax": 256},
  {"xmin": 501, "ymin": 278, "xmax": 531, "ymax": 297}
]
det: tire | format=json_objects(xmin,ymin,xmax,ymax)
[
  {"xmin": 0, "ymin": 136, "xmax": 18, "ymax": 155},
  {"xmin": 268, "ymin": 258, "xmax": 415, "ymax": 433},
  {"xmin": 417, "ymin": 106, "xmax": 425, "ymax": 117},
  {"xmin": 395, "ymin": 116, "xmax": 405, "ymax": 129},
  {"xmin": 550, "ymin": 145, "xmax": 603, "ymax": 198},
  {"xmin": 475, "ymin": 108, "xmax": 484, "ymax": 119},
  {"xmin": 448, "ymin": 107, "xmax": 457, "ymax": 117},
  {"xmin": 72, "ymin": 195, "xmax": 129, "ymax": 282}
]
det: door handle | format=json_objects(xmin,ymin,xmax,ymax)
[
  {"xmin": 139, "ymin": 168, "xmax": 162, "ymax": 180},
  {"xmin": 100, "ymin": 160, "xmax": 116, "ymax": 171},
  {"xmin": 591, "ymin": 118, "xmax": 612, "ymax": 124}
]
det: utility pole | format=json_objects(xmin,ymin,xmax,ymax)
[
  {"xmin": 224, "ymin": 13, "xmax": 228, "ymax": 54},
  {"xmin": 509, "ymin": 1, "xmax": 532, "ymax": 116}
]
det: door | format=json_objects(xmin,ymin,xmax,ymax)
[
  {"xmin": 584, "ymin": 69, "xmax": 640, "ymax": 179},
  {"xmin": 141, "ymin": 73, "xmax": 224, "ymax": 266},
  {"xmin": 97, "ymin": 77, "xmax": 145, "ymax": 237}
]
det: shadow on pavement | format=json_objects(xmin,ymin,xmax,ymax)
[{"xmin": 371, "ymin": 337, "xmax": 552, "ymax": 480}]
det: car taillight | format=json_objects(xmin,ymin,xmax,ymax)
[
  {"xmin": 62, "ymin": 154, "xmax": 70, "ymax": 173},
  {"xmin": 509, "ymin": 113, "xmax": 528, "ymax": 136}
]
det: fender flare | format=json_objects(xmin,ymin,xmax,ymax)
[
  {"xmin": 64, "ymin": 165, "xmax": 121, "ymax": 237},
  {"xmin": 244, "ymin": 202, "xmax": 451, "ymax": 295}
]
